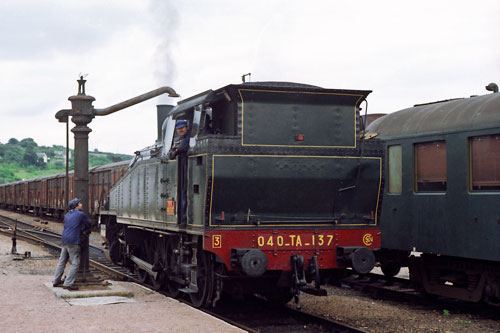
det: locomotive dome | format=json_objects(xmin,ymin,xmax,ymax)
[{"xmin": 366, "ymin": 92, "xmax": 500, "ymax": 139}]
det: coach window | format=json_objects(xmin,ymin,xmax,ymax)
[
  {"xmin": 388, "ymin": 145, "xmax": 402, "ymax": 194},
  {"xmin": 414, "ymin": 141, "xmax": 447, "ymax": 192},
  {"xmin": 470, "ymin": 134, "xmax": 500, "ymax": 191}
]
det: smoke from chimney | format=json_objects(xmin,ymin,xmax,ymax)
[{"xmin": 151, "ymin": 0, "xmax": 179, "ymax": 103}]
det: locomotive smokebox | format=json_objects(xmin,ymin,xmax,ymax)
[{"xmin": 156, "ymin": 105, "xmax": 173, "ymax": 143}]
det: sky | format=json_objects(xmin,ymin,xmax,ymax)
[{"xmin": 0, "ymin": 0, "xmax": 499, "ymax": 154}]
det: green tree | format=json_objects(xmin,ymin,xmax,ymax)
[
  {"xmin": 0, "ymin": 143, "xmax": 5, "ymax": 157},
  {"xmin": 22, "ymin": 147, "xmax": 38, "ymax": 166},
  {"xmin": 110, "ymin": 154, "xmax": 122, "ymax": 162},
  {"xmin": 45, "ymin": 149, "xmax": 55, "ymax": 158},
  {"xmin": 5, "ymin": 145, "xmax": 23, "ymax": 164},
  {"xmin": 7, "ymin": 138, "xmax": 19, "ymax": 145},
  {"xmin": 20, "ymin": 138, "xmax": 38, "ymax": 149},
  {"xmin": 36, "ymin": 155, "xmax": 47, "ymax": 168}
]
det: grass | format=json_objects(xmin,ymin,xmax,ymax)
[{"xmin": 14, "ymin": 168, "xmax": 67, "ymax": 180}]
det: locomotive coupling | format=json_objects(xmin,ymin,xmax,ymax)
[
  {"xmin": 230, "ymin": 248, "xmax": 268, "ymax": 277},
  {"xmin": 291, "ymin": 255, "xmax": 327, "ymax": 297}
]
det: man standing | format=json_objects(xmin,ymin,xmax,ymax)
[
  {"xmin": 168, "ymin": 119, "xmax": 190, "ymax": 223},
  {"xmin": 52, "ymin": 198, "xmax": 91, "ymax": 290}
]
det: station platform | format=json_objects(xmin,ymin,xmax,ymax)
[{"xmin": 0, "ymin": 229, "xmax": 242, "ymax": 332}]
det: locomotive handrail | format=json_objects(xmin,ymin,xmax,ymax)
[{"xmin": 253, "ymin": 219, "xmax": 337, "ymax": 224}]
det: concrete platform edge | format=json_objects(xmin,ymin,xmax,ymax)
[{"xmin": 44, "ymin": 280, "xmax": 134, "ymax": 299}]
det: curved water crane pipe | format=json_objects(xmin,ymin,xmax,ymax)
[{"xmin": 93, "ymin": 86, "xmax": 179, "ymax": 116}]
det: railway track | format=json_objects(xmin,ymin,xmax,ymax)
[
  {"xmin": 0, "ymin": 213, "xmax": 366, "ymax": 333},
  {"xmin": 340, "ymin": 272, "xmax": 422, "ymax": 302},
  {"xmin": 204, "ymin": 295, "xmax": 366, "ymax": 333},
  {"xmin": 0, "ymin": 215, "xmax": 137, "ymax": 282},
  {"xmin": 339, "ymin": 271, "xmax": 500, "ymax": 321}
]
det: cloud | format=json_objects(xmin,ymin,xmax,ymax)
[
  {"xmin": 0, "ymin": 1, "xmax": 147, "ymax": 60},
  {"xmin": 0, "ymin": 0, "xmax": 499, "ymax": 154}
]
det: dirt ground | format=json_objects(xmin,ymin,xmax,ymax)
[
  {"xmin": 0, "ymin": 233, "xmax": 242, "ymax": 333},
  {"xmin": 297, "ymin": 284, "xmax": 499, "ymax": 332}
]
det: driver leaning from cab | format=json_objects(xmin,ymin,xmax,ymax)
[
  {"xmin": 168, "ymin": 119, "xmax": 190, "ymax": 223},
  {"xmin": 168, "ymin": 120, "xmax": 190, "ymax": 160}
]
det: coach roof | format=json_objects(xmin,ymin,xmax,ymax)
[{"xmin": 366, "ymin": 92, "xmax": 500, "ymax": 140}]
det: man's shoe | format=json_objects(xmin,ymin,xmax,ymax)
[
  {"xmin": 63, "ymin": 285, "xmax": 79, "ymax": 291},
  {"xmin": 53, "ymin": 281, "xmax": 62, "ymax": 287}
]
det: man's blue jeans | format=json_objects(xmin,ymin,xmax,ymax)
[{"xmin": 53, "ymin": 244, "xmax": 80, "ymax": 287}]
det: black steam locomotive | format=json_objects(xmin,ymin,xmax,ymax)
[{"xmin": 99, "ymin": 81, "xmax": 384, "ymax": 307}]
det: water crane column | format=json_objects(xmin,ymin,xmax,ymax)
[{"xmin": 55, "ymin": 77, "xmax": 179, "ymax": 281}]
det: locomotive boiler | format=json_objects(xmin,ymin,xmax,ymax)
[{"xmin": 99, "ymin": 81, "xmax": 384, "ymax": 307}]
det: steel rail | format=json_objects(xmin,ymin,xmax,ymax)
[{"xmin": 0, "ymin": 218, "xmax": 130, "ymax": 281}]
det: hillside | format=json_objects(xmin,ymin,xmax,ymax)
[{"xmin": 0, "ymin": 138, "xmax": 132, "ymax": 184}]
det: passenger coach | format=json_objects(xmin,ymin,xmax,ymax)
[{"xmin": 367, "ymin": 90, "xmax": 500, "ymax": 305}]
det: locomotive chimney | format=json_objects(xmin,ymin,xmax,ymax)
[{"xmin": 156, "ymin": 105, "xmax": 174, "ymax": 143}]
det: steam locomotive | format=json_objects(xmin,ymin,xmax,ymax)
[
  {"xmin": 99, "ymin": 82, "xmax": 384, "ymax": 307},
  {"xmin": 367, "ymin": 87, "xmax": 500, "ymax": 305}
]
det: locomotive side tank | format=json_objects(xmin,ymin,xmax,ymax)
[
  {"xmin": 366, "ymin": 90, "xmax": 500, "ymax": 304},
  {"xmin": 100, "ymin": 82, "xmax": 384, "ymax": 307}
]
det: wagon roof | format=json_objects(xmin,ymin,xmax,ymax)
[
  {"xmin": 366, "ymin": 92, "xmax": 500, "ymax": 139},
  {"xmin": 91, "ymin": 160, "xmax": 130, "ymax": 172}
]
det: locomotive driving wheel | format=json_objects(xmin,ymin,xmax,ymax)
[
  {"xmin": 381, "ymin": 262, "xmax": 401, "ymax": 277},
  {"xmin": 136, "ymin": 267, "xmax": 149, "ymax": 284},
  {"xmin": 150, "ymin": 237, "xmax": 167, "ymax": 291},
  {"xmin": 189, "ymin": 246, "xmax": 215, "ymax": 308},
  {"xmin": 165, "ymin": 236, "xmax": 180, "ymax": 298}
]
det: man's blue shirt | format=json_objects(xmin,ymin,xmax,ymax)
[{"xmin": 61, "ymin": 209, "xmax": 91, "ymax": 245}]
